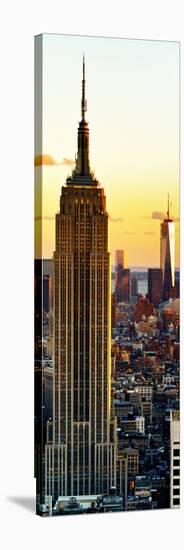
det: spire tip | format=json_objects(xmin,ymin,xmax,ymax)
[{"xmin": 81, "ymin": 54, "xmax": 87, "ymax": 120}]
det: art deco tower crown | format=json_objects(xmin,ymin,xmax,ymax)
[{"xmin": 66, "ymin": 56, "xmax": 98, "ymax": 186}]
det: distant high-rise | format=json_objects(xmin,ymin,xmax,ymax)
[
  {"xmin": 115, "ymin": 251, "xmax": 130, "ymax": 302},
  {"xmin": 43, "ymin": 275, "xmax": 53, "ymax": 313},
  {"xmin": 111, "ymin": 292, "xmax": 117, "ymax": 329},
  {"xmin": 131, "ymin": 274, "xmax": 138, "ymax": 303},
  {"xmin": 148, "ymin": 268, "xmax": 162, "ymax": 307},
  {"xmin": 45, "ymin": 58, "xmax": 118, "ymax": 505},
  {"xmin": 115, "ymin": 250, "xmax": 124, "ymax": 302},
  {"xmin": 121, "ymin": 269, "xmax": 130, "ymax": 303},
  {"xmin": 160, "ymin": 196, "xmax": 175, "ymax": 301},
  {"xmin": 115, "ymin": 250, "xmax": 126, "ymax": 270}
]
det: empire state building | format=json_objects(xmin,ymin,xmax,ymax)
[{"xmin": 45, "ymin": 58, "xmax": 118, "ymax": 503}]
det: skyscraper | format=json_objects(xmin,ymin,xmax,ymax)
[
  {"xmin": 121, "ymin": 269, "xmax": 130, "ymax": 302},
  {"xmin": 160, "ymin": 197, "xmax": 175, "ymax": 301},
  {"xmin": 131, "ymin": 274, "xmax": 138, "ymax": 303},
  {"xmin": 115, "ymin": 250, "xmax": 124, "ymax": 302},
  {"xmin": 148, "ymin": 268, "xmax": 162, "ymax": 307},
  {"xmin": 115, "ymin": 250, "xmax": 126, "ymax": 271},
  {"xmin": 115, "ymin": 251, "xmax": 130, "ymax": 302},
  {"xmin": 45, "ymin": 58, "xmax": 117, "ymax": 506}
]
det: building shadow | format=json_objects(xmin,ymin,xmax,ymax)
[{"xmin": 7, "ymin": 496, "xmax": 36, "ymax": 514}]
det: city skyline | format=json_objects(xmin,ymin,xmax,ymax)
[
  {"xmin": 35, "ymin": 34, "xmax": 180, "ymax": 516},
  {"xmin": 35, "ymin": 34, "xmax": 179, "ymax": 267}
]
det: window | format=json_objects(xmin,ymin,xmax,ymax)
[
  {"xmin": 173, "ymin": 459, "xmax": 180, "ymax": 467},
  {"xmin": 173, "ymin": 449, "xmax": 180, "ymax": 457},
  {"xmin": 173, "ymin": 469, "xmax": 180, "ymax": 477},
  {"xmin": 173, "ymin": 488, "xmax": 180, "ymax": 496},
  {"xmin": 173, "ymin": 479, "xmax": 179, "ymax": 486},
  {"xmin": 173, "ymin": 498, "xmax": 180, "ymax": 506}
]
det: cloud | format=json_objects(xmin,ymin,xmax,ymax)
[
  {"xmin": 60, "ymin": 158, "xmax": 75, "ymax": 167},
  {"xmin": 109, "ymin": 216, "xmax": 124, "ymax": 223},
  {"xmin": 151, "ymin": 211, "xmax": 179, "ymax": 222},
  {"xmin": 34, "ymin": 154, "xmax": 75, "ymax": 167},
  {"xmin": 35, "ymin": 216, "xmax": 55, "ymax": 221},
  {"xmin": 152, "ymin": 211, "xmax": 165, "ymax": 220},
  {"xmin": 34, "ymin": 154, "xmax": 58, "ymax": 166},
  {"xmin": 144, "ymin": 231, "xmax": 156, "ymax": 236}
]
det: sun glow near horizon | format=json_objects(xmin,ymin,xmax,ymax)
[{"xmin": 35, "ymin": 35, "xmax": 179, "ymax": 267}]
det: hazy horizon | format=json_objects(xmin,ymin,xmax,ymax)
[{"xmin": 41, "ymin": 258, "xmax": 180, "ymax": 271}]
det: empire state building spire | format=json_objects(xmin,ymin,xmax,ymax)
[
  {"xmin": 67, "ymin": 57, "xmax": 98, "ymax": 185},
  {"xmin": 75, "ymin": 55, "xmax": 90, "ymax": 176},
  {"xmin": 81, "ymin": 54, "xmax": 87, "ymax": 121}
]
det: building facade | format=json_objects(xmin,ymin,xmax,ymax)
[
  {"xmin": 170, "ymin": 410, "xmax": 180, "ymax": 509},
  {"xmin": 131, "ymin": 274, "xmax": 138, "ymax": 303},
  {"xmin": 121, "ymin": 269, "xmax": 130, "ymax": 302},
  {"xmin": 148, "ymin": 268, "xmax": 162, "ymax": 307},
  {"xmin": 115, "ymin": 250, "xmax": 130, "ymax": 302},
  {"xmin": 134, "ymin": 296, "xmax": 154, "ymax": 322}
]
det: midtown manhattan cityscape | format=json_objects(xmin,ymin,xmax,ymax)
[{"xmin": 35, "ymin": 56, "xmax": 180, "ymax": 516}]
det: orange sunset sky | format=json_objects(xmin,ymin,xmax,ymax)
[{"xmin": 35, "ymin": 34, "xmax": 179, "ymax": 267}]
